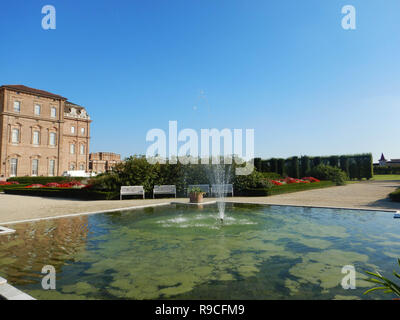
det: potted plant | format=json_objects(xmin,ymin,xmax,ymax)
[{"xmin": 188, "ymin": 187, "xmax": 205, "ymax": 203}]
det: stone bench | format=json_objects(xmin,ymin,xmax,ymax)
[
  {"xmin": 153, "ymin": 185, "xmax": 176, "ymax": 198},
  {"xmin": 120, "ymin": 186, "xmax": 145, "ymax": 200},
  {"xmin": 211, "ymin": 184, "xmax": 234, "ymax": 197}
]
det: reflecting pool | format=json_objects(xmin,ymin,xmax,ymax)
[{"xmin": 0, "ymin": 203, "xmax": 399, "ymax": 300}]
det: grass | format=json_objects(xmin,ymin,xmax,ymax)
[
  {"xmin": 372, "ymin": 175, "xmax": 400, "ymax": 181},
  {"xmin": 269, "ymin": 181, "xmax": 336, "ymax": 196}
]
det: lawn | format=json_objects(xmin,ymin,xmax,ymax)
[
  {"xmin": 269, "ymin": 181, "xmax": 336, "ymax": 196},
  {"xmin": 372, "ymin": 175, "xmax": 400, "ymax": 181}
]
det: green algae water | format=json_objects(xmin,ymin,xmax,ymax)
[{"xmin": 1, "ymin": 203, "xmax": 400, "ymax": 300}]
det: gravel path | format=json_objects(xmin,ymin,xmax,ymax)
[
  {"xmin": 1, "ymin": 180, "xmax": 399, "ymax": 225},
  {"xmin": 227, "ymin": 180, "xmax": 400, "ymax": 211}
]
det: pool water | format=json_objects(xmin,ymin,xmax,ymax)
[{"xmin": 0, "ymin": 203, "xmax": 399, "ymax": 300}]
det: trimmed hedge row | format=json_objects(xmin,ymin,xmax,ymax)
[
  {"xmin": 7, "ymin": 176, "xmax": 87, "ymax": 184},
  {"xmin": 374, "ymin": 166, "xmax": 400, "ymax": 175},
  {"xmin": 389, "ymin": 188, "xmax": 400, "ymax": 202},
  {"xmin": 0, "ymin": 184, "xmax": 29, "ymax": 191},
  {"xmin": 4, "ymin": 187, "xmax": 117, "ymax": 200},
  {"xmin": 254, "ymin": 153, "xmax": 373, "ymax": 180}
]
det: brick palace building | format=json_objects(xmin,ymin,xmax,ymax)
[
  {"xmin": 89, "ymin": 152, "xmax": 122, "ymax": 174},
  {"xmin": 0, "ymin": 85, "xmax": 91, "ymax": 179}
]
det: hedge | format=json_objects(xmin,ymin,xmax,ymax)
[
  {"xmin": 7, "ymin": 176, "xmax": 87, "ymax": 184},
  {"xmin": 374, "ymin": 166, "xmax": 400, "ymax": 175},
  {"xmin": 254, "ymin": 153, "xmax": 373, "ymax": 180},
  {"xmin": 0, "ymin": 184, "xmax": 29, "ymax": 192},
  {"xmin": 389, "ymin": 188, "xmax": 400, "ymax": 202},
  {"xmin": 4, "ymin": 187, "xmax": 117, "ymax": 200}
]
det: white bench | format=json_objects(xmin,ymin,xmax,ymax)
[
  {"xmin": 153, "ymin": 185, "xmax": 176, "ymax": 198},
  {"xmin": 187, "ymin": 184, "xmax": 210, "ymax": 196},
  {"xmin": 120, "ymin": 186, "xmax": 145, "ymax": 200},
  {"xmin": 211, "ymin": 184, "xmax": 234, "ymax": 197}
]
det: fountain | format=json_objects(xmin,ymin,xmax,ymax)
[{"xmin": 207, "ymin": 162, "xmax": 232, "ymax": 223}]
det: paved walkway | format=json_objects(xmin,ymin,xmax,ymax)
[
  {"xmin": 1, "ymin": 180, "xmax": 399, "ymax": 225},
  {"xmin": 226, "ymin": 180, "xmax": 400, "ymax": 211}
]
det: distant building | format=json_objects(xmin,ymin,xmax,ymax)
[
  {"xmin": 376, "ymin": 153, "xmax": 400, "ymax": 167},
  {"xmin": 0, "ymin": 85, "xmax": 91, "ymax": 179},
  {"xmin": 89, "ymin": 152, "xmax": 122, "ymax": 174}
]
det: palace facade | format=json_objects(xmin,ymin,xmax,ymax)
[
  {"xmin": 89, "ymin": 152, "xmax": 122, "ymax": 174},
  {"xmin": 0, "ymin": 85, "xmax": 91, "ymax": 179}
]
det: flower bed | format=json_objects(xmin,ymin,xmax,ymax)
[
  {"xmin": 25, "ymin": 180, "xmax": 86, "ymax": 189},
  {"xmin": 271, "ymin": 176, "xmax": 320, "ymax": 186},
  {"xmin": 0, "ymin": 181, "xmax": 19, "ymax": 185}
]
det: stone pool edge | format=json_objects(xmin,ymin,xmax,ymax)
[
  {"xmin": 0, "ymin": 277, "xmax": 35, "ymax": 300},
  {"xmin": 1, "ymin": 200, "xmax": 398, "ymax": 227}
]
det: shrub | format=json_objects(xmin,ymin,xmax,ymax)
[
  {"xmin": 389, "ymin": 188, "xmax": 400, "ymax": 202},
  {"xmin": 260, "ymin": 172, "xmax": 281, "ymax": 180},
  {"xmin": 233, "ymin": 171, "xmax": 272, "ymax": 194},
  {"xmin": 307, "ymin": 164, "xmax": 348, "ymax": 186}
]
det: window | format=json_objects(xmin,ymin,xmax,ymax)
[
  {"xmin": 49, "ymin": 160, "xmax": 55, "ymax": 176},
  {"xmin": 70, "ymin": 163, "xmax": 75, "ymax": 170},
  {"xmin": 10, "ymin": 158, "xmax": 18, "ymax": 177},
  {"xmin": 79, "ymin": 164, "xmax": 85, "ymax": 171},
  {"xmin": 50, "ymin": 107, "xmax": 57, "ymax": 118},
  {"xmin": 12, "ymin": 128, "xmax": 19, "ymax": 143},
  {"xmin": 49, "ymin": 132, "xmax": 56, "ymax": 146},
  {"xmin": 70, "ymin": 144, "xmax": 75, "ymax": 154},
  {"xmin": 80, "ymin": 144, "xmax": 85, "ymax": 155},
  {"xmin": 33, "ymin": 131, "xmax": 40, "ymax": 145},
  {"xmin": 34, "ymin": 104, "xmax": 41, "ymax": 116},
  {"xmin": 32, "ymin": 159, "xmax": 39, "ymax": 176},
  {"xmin": 81, "ymin": 127, "xmax": 85, "ymax": 135},
  {"xmin": 14, "ymin": 101, "xmax": 20, "ymax": 113},
  {"xmin": 71, "ymin": 126, "xmax": 75, "ymax": 134}
]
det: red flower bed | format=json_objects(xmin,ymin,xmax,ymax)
[
  {"xmin": 271, "ymin": 180, "xmax": 283, "ymax": 186},
  {"xmin": 284, "ymin": 177, "xmax": 300, "ymax": 184},
  {"xmin": 302, "ymin": 177, "xmax": 320, "ymax": 183},
  {"xmin": 25, "ymin": 184, "xmax": 46, "ymax": 188},
  {"xmin": 24, "ymin": 181, "xmax": 86, "ymax": 189},
  {"xmin": 0, "ymin": 181, "xmax": 19, "ymax": 185},
  {"xmin": 45, "ymin": 182, "xmax": 62, "ymax": 188},
  {"xmin": 58, "ymin": 181, "xmax": 84, "ymax": 188}
]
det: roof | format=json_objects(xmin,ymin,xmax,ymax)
[
  {"xmin": 379, "ymin": 153, "xmax": 386, "ymax": 161},
  {"xmin": 1, "ymin": 85, "xmax": 67, "ymax": 100},
  {"xmin": 65, "ymin": 101, "xmax": 84, "ymax": 109}
]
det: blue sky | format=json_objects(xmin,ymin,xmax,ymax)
[{"xmin": 0, "ymin": 0, "xmax": 399, "ymax": 162}]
